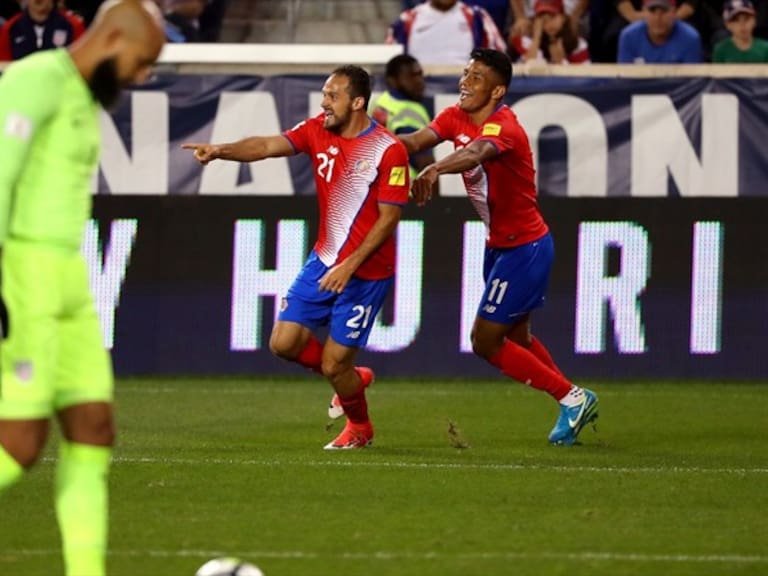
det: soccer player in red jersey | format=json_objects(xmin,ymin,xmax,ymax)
[
  {"xmin": 182, "ymin": 66, "xmax": 410, "ymax": 450},
  {"xmin": 400, "ymin": 48, "xmax": 598, "ymax": 445}
]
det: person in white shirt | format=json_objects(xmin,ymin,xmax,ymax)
[{"xmin": 387, "ymin": 0, "xmax": 507, "ymax": 66}]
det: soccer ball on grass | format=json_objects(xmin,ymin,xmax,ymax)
[{"xmin": 195, "ymin": 557, "xmax": 264, "ymax": 576}]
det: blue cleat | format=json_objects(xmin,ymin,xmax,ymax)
[{"xmin": 548, "ymin": 388, "xmax": 599, "ymax": 446}]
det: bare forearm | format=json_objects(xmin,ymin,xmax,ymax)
[
  {"xmin": 341, "ymin": 210, "xmax": 401, "ymax": 271},
  {"xmin": 433, "ymin": 146, "xmax": 484, "ymax": 175},
  {"xmin": 215, "ymin": 136, "xmax": 271, "ymax": 162}
]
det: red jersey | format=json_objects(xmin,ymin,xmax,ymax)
[
  {"xmin": 283, "ymin": 114, "xmax": 410, "ymax": 279},
  {"xmin": 430, "ymin": 104, "xmax": 549, "ymax": 248}
]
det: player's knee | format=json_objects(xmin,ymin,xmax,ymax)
[
  {"xmin": 1, "ymin": 434, "xmax": 48, "ymax": 469},
  {"xmin": 471, "ymin": 339, "xmax": 493, "ymax": 360},
  {"xmin": 470, "ymin": 331, "xmax": 495, "ymax": 360},
  {"xmin": 61, "ymin": 407, "xmax": 116, "ymax": 447},
  {"xmin": 90, "ymin": 419, "xmax": 116, "ymax": 447},
  {"xmin": 72, "ymin": 418, "xmax": 115, "ymax": 447},
  {"xmin": 268, "ymin": 333, "xmax": 298, "ymax": 360},
  {"xmin": 320, "ymin": 358, "xmax": 344, "ymax": 381}
]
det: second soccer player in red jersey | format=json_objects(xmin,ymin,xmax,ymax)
[
  {"xmin": 401, "ymin": 48, "xmax": 599, "ymax": 445},
  {"xmin": 183, "ymin": 66, "xmax": 410, "ymax": 449}
]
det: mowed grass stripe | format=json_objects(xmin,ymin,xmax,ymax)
[
  {"xmin": 56, "ymin": 455, "xmax": 767, "ymax": 475},
  {"xmin": 5, "ymin": 547, "xmax": 768, "ymax": 565}
]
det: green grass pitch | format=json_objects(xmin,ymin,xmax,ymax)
[{"xmin": 0, "ymin": 377, "xmax": 766, "ymax": 576}]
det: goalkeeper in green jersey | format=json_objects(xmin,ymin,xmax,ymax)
[{"xmin": 0, "ymin": 1, "xmax": 164, "ymax": 575}]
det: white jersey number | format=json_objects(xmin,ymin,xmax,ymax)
[
  {"xmin": 316, "ymin": 153, "xmax": 336, "ymax": 183},
  {"xmin": 346, "ymin": 305, "xmax": 373, "ymax": 329}
]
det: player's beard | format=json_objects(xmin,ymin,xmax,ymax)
[
  {"xmin": 88, "ymin": 57, "xmax": 122, "ymax": 110},
  {"xmin": 324, "ymin": 108, "xmax": 350, "ymax": 133}
]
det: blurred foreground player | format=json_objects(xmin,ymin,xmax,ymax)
[{"xmin": 0, "ymin": 2, "xmax": 164, "ymax": 575}]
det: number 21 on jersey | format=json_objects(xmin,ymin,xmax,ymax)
[{"xmin": 316, "ymin": 152, "xmax": 336, "ymax": 183}]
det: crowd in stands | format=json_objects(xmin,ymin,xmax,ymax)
[
  {"xmin": 1, "ymin": 0, "xmax": 767, "ymax": 64},
  {"xmin": 0, "ymin": 0, "xmax": 229, "ymax": 61},
  {"xmin": 391, "ymin": 0, "xmax": 768, "ymax": 63}
]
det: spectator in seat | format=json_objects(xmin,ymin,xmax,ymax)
[
  {"xmin": 0, "ymin": 0, "xmax": 85, "ymax": 61},
  {"xmin": 589, "ymin": 0, "xmax": 696, "ymax": 62},
  {"xmin": 387, "ymin": 0, "xmax": 507, "ymax": 66},
  {"xmin": 713, "ymin": 0, "xmax": 768, "ymax": 62},
  {"xmin": 510, "ymin": 0, "xmax": 588, "ymax": 40},
  {"xmin": 164, "ymin": 0, "xmax": 205, "ymax": 42},
  {"xmin": 511, "ymin": 0, "xmax": 590, "ymax": 62},
  {"xmin": 617, "ymin": 0, "xmax": 702, "ymax": 62}
]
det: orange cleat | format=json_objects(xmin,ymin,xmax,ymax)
[{"xmin": 323, "ymin": 420, "xmax": 374, "ymax": 450}]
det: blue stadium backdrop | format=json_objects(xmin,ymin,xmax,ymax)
[{"xmin": 77, "ymin": 73, "xmax": 768, "ymax": 378}]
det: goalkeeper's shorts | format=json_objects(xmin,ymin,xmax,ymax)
[{"xmin": 0, "ymin": 239, "xmax": 113, "ymax": 419}]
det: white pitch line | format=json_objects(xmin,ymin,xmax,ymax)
[
  {"xmin": 96, "ymin": 455, "xmax": 768, "ymax": 475},
  {"xmin": 3, "ymin": 548, "xmax": 767, "ymax": 565}
]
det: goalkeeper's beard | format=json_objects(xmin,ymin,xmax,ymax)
[{"xmin": 88, "ymin": 57, "xmax": 122, "ymax": 110}]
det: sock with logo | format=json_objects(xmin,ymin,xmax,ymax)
[
  {"xmin": 56, "ymin": 442, "xmax": 111, "ymax": 576},
  {"xmin": 295, "ymin": 335, "xmax": 323, "ymax": 374},
  {"xmin": 0, "ymin": 443, "xmax": 24, "ymax": 493},
  {"xmin": 526, "ymin": 335, "xmax": 565, "ymax": 377},
  {"xmin": 489, "ymin": 339, "xmax": 572, "ymax": 401}
]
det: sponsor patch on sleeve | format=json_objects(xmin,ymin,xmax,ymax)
[
  {"xmin": 388, "ymin": 166, "xmax": 406, "ymax": 186},
  {"xmin": 4, "ymin": 112, "xmax": 33, "ymax": 141},
  {"xmin": 482, "ymin": 123, "xmax": 501, "ymax": 136}
]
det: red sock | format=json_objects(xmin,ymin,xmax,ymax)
[
  {"xmin": 489, "ymin": 339, "xmax": 572, "ymax": 401},
  {"xmin": 526, "ymin": 336, "xmax": 564, "ymax": 377},
  {"xmin": 295, "ymin": 335, "xmax": 323, "ymax": 374},
  {"xmin": 339, "ymin": 380, "xmax": 369, "ymax": 425}
]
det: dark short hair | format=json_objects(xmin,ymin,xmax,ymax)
[
  {"xmin": 469, "ymin": 48, "xmax": 512, "ymax": 88},
  {"xmin": 332, "ymin": 65, "xmax": 372, "ymax": 108},
  {"xmin": 385, "ymin": 54, "xmax": 419, "ymax": 79}
]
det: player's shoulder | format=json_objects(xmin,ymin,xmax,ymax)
[
  {"xmin": 437, "ymin": 104, "xmax": 463, "ymax": 119},
  {"xmin": 488, "ymin": 105, "xmax": 521, "ymax": 129},
  {"xmin": 371, "ymin": 121, "xmax": 408, "ymax": 154},
  {"xmin": 292, "ymin": 113, "xmax": 325, "ymax": 131},
  {"xmin": 1, "ymin": 49, "xmax": 69, "ymax": 91},
  {"xmin": 285, "ymin": 113, "xmax": 326, "ymax": 142}
]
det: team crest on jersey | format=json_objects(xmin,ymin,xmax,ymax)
[
  {"xmin": 354, "ymin": 159, "xmax": 371, "ymax": 174},
  {"xmin": 327, "ymin": 145, "xmax": 339, "ymax": 156},
  {"xmin": 482, "ymin": 124, "xmax": 501, "ymax": 136},
  {"xmin": 53, "ymin": 30, "xmax": 68, "ymax": 47},
  {"xmin": 4, "ymin": 113, "xmax": 32, "ymax": 141},
  {"xmin": 388, "ymin": 166, "xmax": 406, "ymax": 186},
  {"xmin": 14, "ymin": 361, "xmax": 33, "ymax": 383},
  {"xmin": 457, "ymin": 134, "xmax": 471, "ymax": 144},
  {"xmin": 280, "ymin": 297, "xmax": 288, "ymax": 312}
]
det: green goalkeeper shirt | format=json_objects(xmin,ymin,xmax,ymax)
[{"xmin": 0, "ymin": 49, "xmax": 100, "ymax": 251}]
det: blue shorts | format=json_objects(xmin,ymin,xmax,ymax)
[
  {"xmin": 477, "ymin": 233, "xmax": 554, "ymax": 324},
  {"xmin": 278, "ymin": 252, "xmax": 394, "ymax": 348}
]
